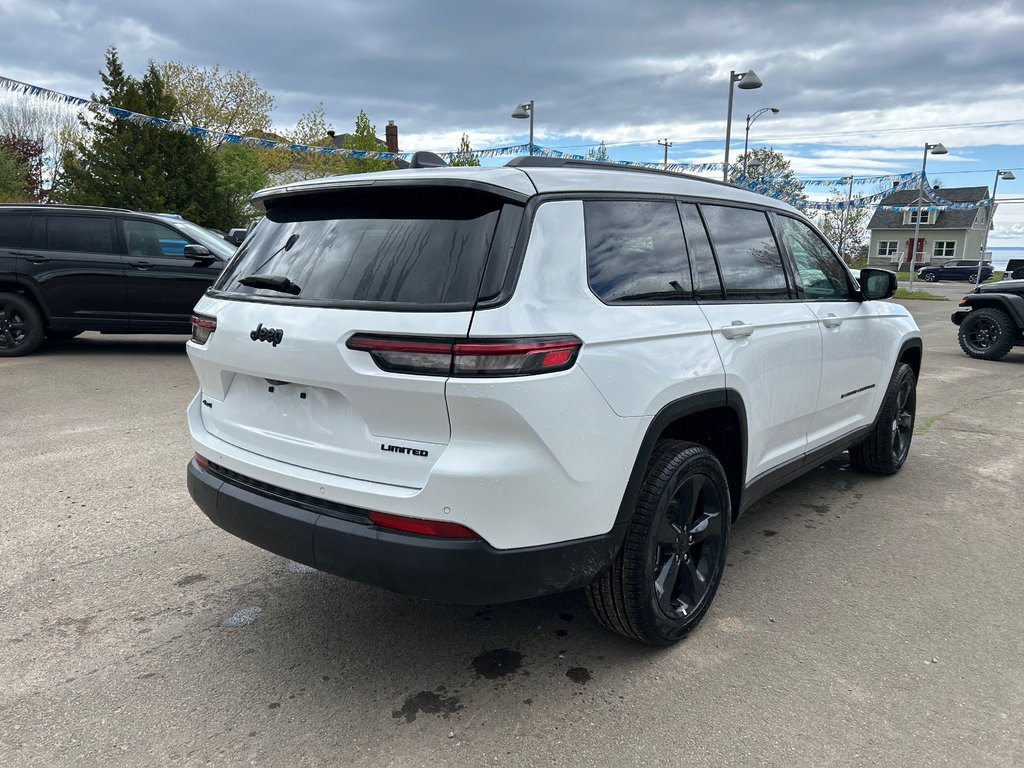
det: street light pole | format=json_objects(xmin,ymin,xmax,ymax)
[
  {"xmin": 511, "ymin": 100, "xmax": 535, "ymax": 155},
  {"xmin": 908, "ymin": 142, "xmax": 948, "ymax": 292},
  {"xmin": 723, "ymin": 69, "xmax": 763, "ymax": 182},
  {"xmin": 975, "ymin": 169, "xmax": 1016, "ymax": 286},
  {"xmin": 743, "ymin": 107, "xmax": 780, "ymax": 176},
  {"xmin": 838, "ymin": 175, "xmax": 854, "ymax": 263}
]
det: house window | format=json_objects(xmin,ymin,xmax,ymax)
[
  {"xmin": 877, "ymin": 241, "xmax": 898, "ymax": 257},
  {"xmin": 905, "ymin": 210, "xmax": 931, "ymax": 225},
  {"xmin": 933, "ymin": 241, "xmax": 955, "ymax": 258}
]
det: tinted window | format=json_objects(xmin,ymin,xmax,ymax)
[
  {"xmin": 216, "ymin": 187, "xmax": 509, "ymax": 308},
  {"xmin": 0, "ymin": 213, "xmax": 30, "ymax": 249},
  {"xmin": 700, "ymin": 205, "xmax": 789, "ymax": 300},
  {"xmin": 46, "ymin": 216, "xmax": 114, "ymax": 254},
  {"xmin": 585, "ymin": 200, "xmax": 691, "ymax": 303},
  {"xmin": 123, "ymin": 219, "xmax": 191, "ymax": 258},
  {"xmin": 776, "ymin": 216, "xmax": 851, "ymax": 300},
  {"xmin": 679, "ymin": 204, "xmax": 723, "ymax": 300}
]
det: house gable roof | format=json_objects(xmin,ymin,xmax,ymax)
[{"xmin": 867, "ymin": 186, "xmax": 989, "ymax": 231}]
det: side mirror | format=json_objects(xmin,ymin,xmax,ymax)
[
  {"xmin": 184, "ymin": 244, "xmax": 213, "ymax": 260},
  {"xmin": 859, "ymin": 268, "xmax": 897, "ymax": 300},
  {"xmin": 225, "ymin": 228, "xmax": 248, "ymax": 246}
]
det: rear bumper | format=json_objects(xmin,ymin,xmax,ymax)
[{"xmin": 187, "ymin": 459, "xmax": 626, "ymax": 604}]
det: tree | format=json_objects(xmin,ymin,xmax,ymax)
[
  {"xmin": 449, "ymin": 133, "xmax": 480, "ymax": 167},
  {"xmin": 586, "ymin": 142, "xmax": 609, "ymax": 162},
  {"xmin": 214, "ymin": 144, "xmax": 269, "ymax": 227},
  {"xmin": 342, "ymin": 110, "xmax": 394, "ymax": 174},
  {"xmin": 816, "ymin": 187, "xmax": 869, "ymax": 264},
  {"xmin": 0, "ymin": 135, "xmax": 44, "ymax": 200},
  {"xmin": 0, "ymin": 93, "xmax": 85, "ymax": 195},
  {"xmin": 728, "ymin": 148, "xmax": 806, "ymax": 207},
  {"xmin": 0, "ymin": 143, "xmax": 29, "ymax": 202},
  {"xmin": 157, "ymin": 62, "xmax": 275, "ymax": 143},
  {"xmin": 276, "ymin": 102, "xmax": 348, "ymax": 182},
  {"xmin": 58, "ymin": 47, "xmax": 222, "ymax": 227}
]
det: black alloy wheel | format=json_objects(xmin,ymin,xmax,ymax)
[
  {"xmin": 0, "ymin": 292, "xmax": 44, "ymax": 357},
  {"xmin": 849, "ymin": 363, "xmax": 917, "ymax": 475},
  {"xmin": 586, "ymin": 440, "xmax": 730, "ymax": 645},
  {"xmin": 923, "ymin": 271, "xmax": 938, "ymax": 282},
  {"xmin": 958, "ymin": 308, "xmax": 1016, "ymax": 360}
]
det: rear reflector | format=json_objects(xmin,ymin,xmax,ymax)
[
  {"xmin": 369, "ymin": 510, "xmax": 480, "ymax": 539},
  {"xmin": 194, "ymin": 453, "xmax": 210, "ymax": 470},
  {"xmin": 347, "ymin": 334, "xmax": 582, "ymax": 377},
  {"xmin": 190, "ymin": 314, "xmax": 217, "ymax": 344}
]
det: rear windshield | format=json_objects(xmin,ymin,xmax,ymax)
[{"xmin": 213, "ymin": 186, "xmax": 518, "ymax": 310}]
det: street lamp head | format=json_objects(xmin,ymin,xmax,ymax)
[
  {"xmin": 999, "ymin": 170, "xmax": 1016, "ymax": 180},
  {"xmin": 770, "ymin": 107, "xmax": 780, "ymax": 114},
  {"xmin": 928, "ymin": 143, "xmax": 948, "ymax": 155},
  {"xmin": 736, "ymin": 70, "xmax": 763, "ymax": 90},
  {"xmin": 511, "ymin": 102, "xmax": 532, "ymax": 119}
]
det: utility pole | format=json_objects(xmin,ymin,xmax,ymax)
[{"xmin": 658, "ymin": 139, "xmax": 672, "ymax": 170}]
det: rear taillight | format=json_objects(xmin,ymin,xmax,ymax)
[
  {"xmin": 191, "ymin": 313, "xmax": 217, "ymax": 344},
  {"xmin": 346, "ymin": 334, "xmax": 582, "ymax": 377},
  {"xmin": 369, "ymin": 510, "xmax": 480, "ymax": 539}
]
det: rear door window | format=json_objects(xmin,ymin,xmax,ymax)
[
  {"xmin": 215, "ymin": 187, "xmax": 516, "ymax": 309},
  {"xmin": 45, "ymin": 216, "xmax": 115, "ymax": 254},
  {"xmin": 0, "ymin": 214, "xmax": 31, "ymax": 249},
  {"xmin": 700, "ymin": 205, "xmax": 790, "ymax": 300},
  {"xmin": 584, "ymin": 200, "xmax": 692, "ymax": 303}
]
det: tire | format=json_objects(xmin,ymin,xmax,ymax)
[
  {"xmin": 586, "ymin": 440, "xmax": 730, "ymax": 645},
  {"xmin": 957, "ymin": 307, "xmax": 1016, "ymax": 361},
  {"xmin": 967, "ymin": 272, "xmax": 979, "ymax": 284},
  {"xmin": 849, "ymin": 363, "xmax": 916, "ymax": 475},
  {"xmin": 0, "ymin": 292, "xmax": 44, "ymax": 357},
  {"xmin": 923, "ymin": 272, "xmax": 938, "ymax": 282}
]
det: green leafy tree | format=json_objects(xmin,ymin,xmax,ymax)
[
  {"xmin": 0, "ymin": 143, "xmax": 29, "ymax": 202},
  {"xmin": 157, "ymin": 61, "xmax": 275, "ymax": 142},
  {"xmin": 214, "ymin": 144, "xmax": 269, "ymax": 227},
  {"xmin": 586, "ymin": 142, "xmax": 609, "ymax": 162},
  {"xmin": 277, "ymin": 102, "xmax": 348, "ymax": 182},
  {"xmin": 729, "ymin": 148, "xmax": 806, "ymax": 207},
  {"xmin": 342, "ymin": 110, "xmax": 394, "ymax": 174},
  {"xmin": 449, "ymin": 133, "xmax": 480, "ymax": 166},
  {"xmin": 59, "ymin": 47, "xmax": 222, "ymax": 227},
  {"xmin": 0, "ymin": 135, "xmax": 43, "ymax": 200},
  {"xmin": 815, "ymin": 187, "xmax": 869, "ymax": 263}
]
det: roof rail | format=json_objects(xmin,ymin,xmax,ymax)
[
  {"xmin": 0, "ymin": 203, "xmax": 137, "ymax": 214},
  {"xmin": 505, "ymin": 156, "xmax": 733, "ymax": 187}
]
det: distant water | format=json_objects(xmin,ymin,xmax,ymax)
[{"xmin": 987, "ymin": 246, "xmax": 1024, "ymax": 270}]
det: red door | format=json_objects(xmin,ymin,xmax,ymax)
[{"xmin": 905, "ymin": 237, "xmax": 924, "ymax": 268}]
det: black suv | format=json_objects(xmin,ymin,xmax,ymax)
[
  {"xmin": 917, "ymin": 259, "xmax": 993, "ymax": 284},
  {"xmin": 0, "ymin": 205, "xmax": 236, "ymax": 356},
  {"xmin": 952, "ymin": 279, "xmax": 1024, "ymax": 360}
]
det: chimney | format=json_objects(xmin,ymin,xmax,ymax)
[
  {"xmin": 892, "ymin": 181, "xmax": 899, "ymax": 189},
  {"xmin": 326, "ymin": 130, "xmax": 335, "ymax": 138},
  {"xmin": 386, "ymin": 120, "xmax": 399, "ymax": 153}
]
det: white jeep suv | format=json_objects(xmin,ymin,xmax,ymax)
[{"xmin": 185, "ymin": 156, "xmax": 922, "ymax": 645}]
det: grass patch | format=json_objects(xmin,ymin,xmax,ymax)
[
  {"xmin": 893, "ymin": 288, "xmax": 947, "ymax": 300},
  {"xmin": 914, "ymin": 415, "xmax": 939, "ymax": 436}
]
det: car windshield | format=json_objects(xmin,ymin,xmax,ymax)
[{"xmin": 173, "ymin": 218, "xmax": 237, "ymax": 260}]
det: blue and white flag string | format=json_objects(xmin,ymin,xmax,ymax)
[{"xmin": 0, "ymin": 74, "xmax": 997, "ymax": 212}]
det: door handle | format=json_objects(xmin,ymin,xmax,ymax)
[
  {"xmin": 822, "ymin": 313, "xmax": 843, "ymax": 329},
  {"xmin": 15, "ymin": 251, "xmax": 49, "ymax": 264},
  {"xmin": 130, "ymin": 261, "xmax": 153, "ymax": 270},
  {"xmin": 720, "ymin": 320, "xmax": 754, "ymax": 340}
]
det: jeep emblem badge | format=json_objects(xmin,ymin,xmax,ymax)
[{"xmin": 250, "ymin": 322, "xmax": 284, "ymax": 347}]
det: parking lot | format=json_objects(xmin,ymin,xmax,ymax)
[{"xmin": 2, "ymin": 281, "xmax": 1022, "ymax": 767}]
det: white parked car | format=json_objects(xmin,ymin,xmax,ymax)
[{"xmin": 185, "ymin": 156, "xmax": 922, "ymax": 644}]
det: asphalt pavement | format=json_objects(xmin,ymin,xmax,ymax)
[{"xmin": 1, "ymin": 281, "xmax": 1021, "ymax": 767}]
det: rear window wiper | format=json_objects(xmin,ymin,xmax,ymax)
[{"xmin": 238, "ymin": 274, "xmax": 302, "ymax": 295}]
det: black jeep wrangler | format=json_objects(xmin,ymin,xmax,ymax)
[{"xmin": 952, "ymin": 279, "xmax": 1024, "ymax": 360}]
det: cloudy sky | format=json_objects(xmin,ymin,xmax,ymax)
[{"xmin": 2, "ymin": 0, "xmax": 1023, "ymax": 245}]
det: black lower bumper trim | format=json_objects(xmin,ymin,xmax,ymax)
[{"xmin": 187, "ymin": 459, "xmax": 625, "ymax": 605}]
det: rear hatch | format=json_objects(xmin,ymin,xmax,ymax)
[{"xmin": 191, "ymin": 183, "xmax": 524, "ymax": 489}]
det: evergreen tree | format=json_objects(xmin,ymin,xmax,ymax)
[
  {"xmin": 342, "ymin": 110, "xmax": 394, "ymax": 173},
  {"xmin": 0, "ymin": 143, "xmax": 29, "ymax": 202},
  {"xmin": 449, "ymin": 133, "xmax": 480, "ymax": 167},
  {"xmin": 586, "ymin": 142, "xmax": 609, "ymax": 162},
  {"xmin": 60, "ymin": 47, "xmax": 222, "ymax": 227}
]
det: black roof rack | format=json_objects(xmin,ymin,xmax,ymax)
[
  {"xmin": 505, "ymin": 156, "xmax": 733, "ymax": 188},
  {"xmin": 0, "ymin": 203, "xmax": 137, "ymax": 214}
]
